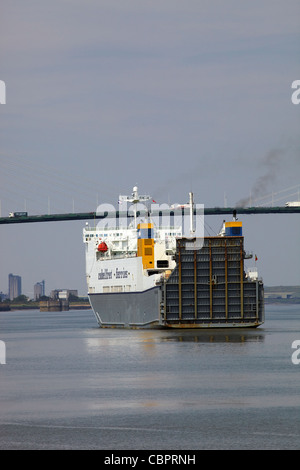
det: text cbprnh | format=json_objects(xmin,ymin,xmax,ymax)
[
  {"xmin": 0, "ymin": 340, "xmax": 6, "ymax": 364},
  {"xmin": 0, "ymin": 80, "xmax": 6, "ymax": 104}
]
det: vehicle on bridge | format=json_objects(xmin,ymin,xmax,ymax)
[
  {"xmin": 285, "ymin": 201, "xmax": 300, "ymax": 207},
  {"xmin": 8, "ymin": 211, "xmax": 28, "ymax": 218}
]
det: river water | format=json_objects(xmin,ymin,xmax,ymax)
[{"xmin": 0, "ymin": 305, "xmax": 299, "ymax": 450}]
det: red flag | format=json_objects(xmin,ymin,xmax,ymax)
[
  {"xmin": 152, "ymin": 199, "xmax": 156, "ymax": 203},
  {"xmin": 255, "ymin": 255, "xmax": 258, "ymax": 262}
]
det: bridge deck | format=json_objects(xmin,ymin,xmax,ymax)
[{"xmin": 0, "ymin": 206, "xmax": 299, "ymax": 224}]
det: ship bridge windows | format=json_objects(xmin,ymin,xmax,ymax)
[{"xmin": 157, "ymin": 260, "xmax": 169, "ymax": 268}]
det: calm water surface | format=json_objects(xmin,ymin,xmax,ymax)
[{"xmin": 0, "ymin": 305, "xmax": 299, "ymax": 450}]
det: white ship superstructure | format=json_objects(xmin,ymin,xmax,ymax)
[{"xmin": 84, "ymin": 224, "xmax": 181, "ymax": 295}]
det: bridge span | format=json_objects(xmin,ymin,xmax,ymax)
[{"xmin": 0, "ymin": 206, "xmax": 299, "ymax": 225}]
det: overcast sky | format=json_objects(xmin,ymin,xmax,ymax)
[{"xmin": 0, "ymin": 0, "xmax": 299, "ymax": 297}]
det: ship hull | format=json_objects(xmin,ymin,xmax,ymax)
[
  {"xmin": 88, "ymin": 286, "xmax": 264, "ymax": 329},
  {"xmin": 89, "ymin": 287, "xmax": 162, "ymax": 329},
  {"xmin": 88, "ymin": 235, "xmax": 265, "ymax": 329}
]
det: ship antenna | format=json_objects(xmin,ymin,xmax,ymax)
[
  {"xmin": 118, "ymin": 186, "xmax": 151, "ymax": 229},
  {"xmin": 189, "ymin": 192, "xmax": 195, "ymax": 236}
]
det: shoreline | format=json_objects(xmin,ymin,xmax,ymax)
[
  {"xmin": 0, "ymin": 302, "xmax": 91, "ymax": 311},
  {"xmin": 1, "ymin": 300, "xmax": 299, "ymax": 313}
]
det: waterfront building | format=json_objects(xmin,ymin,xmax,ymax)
[
  {"xmin": 8, "ymin": 273, "xmax": 22, "ymax": 300},
  {"xmin": 34, "ymin": 280, "xmax": 45, "ymax": 300},
  {"xmin": 50, "ymin": 289, "xmax": 78, "ymax": 300}
]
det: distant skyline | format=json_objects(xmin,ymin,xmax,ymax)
[
  {"xmin": 1, "ymin": 1, "xmax": 299, "ymax": 296},
  {"xmin": 1, "ymin": 274, "xmax": 80, "ymax": 301},
  {"xmin": 2, "ymin": 273, "xmax": 43, "ymax": 300}
]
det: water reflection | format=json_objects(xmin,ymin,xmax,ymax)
[
  {"xmin": 159, "ymin": 330, "xmax": 265, "ymax": 344},
  {"xmin": 84, "ymin": 327, "xmax": 265, "ymax": 355}
]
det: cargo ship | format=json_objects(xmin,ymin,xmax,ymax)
[{"xmin": 83, "ymin": 187, "xmax": 264, "ymax": 328}]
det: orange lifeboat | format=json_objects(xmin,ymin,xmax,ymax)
[{"xmin": 97, "ymin": 241, "xmax": 108, "ymax": 252}]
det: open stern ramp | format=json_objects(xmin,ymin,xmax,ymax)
[{"xmin": 162, "ymin": 236, "xmax": 264, "ymax": 328}]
